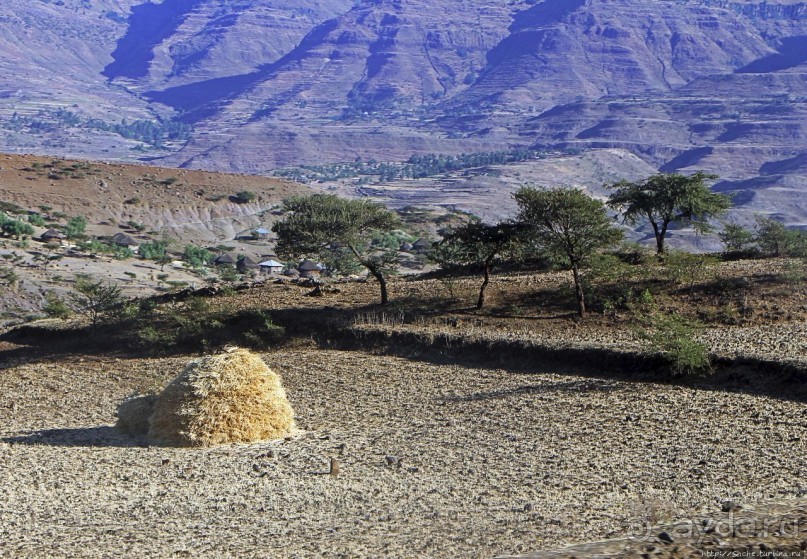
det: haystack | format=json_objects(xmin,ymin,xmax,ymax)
[
  {"xmin": 147, "ymin": 347, "xmax": 295, "ymax": 447},
  {"xmin": 116, "ymin": 394, "xmax": 158, "ymax": 436}
]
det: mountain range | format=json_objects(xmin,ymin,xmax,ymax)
[{"xmin": 0, "ymin": 0, "xmax": 805, "ymax": 230}]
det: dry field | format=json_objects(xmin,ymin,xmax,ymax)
[
  {"xmin": 1, "ymin": 255, "xmax": 805, "ymax": 557},
  {"xmin": 1, "ymin": 342, "xmax": 806, "ymax": 558}
]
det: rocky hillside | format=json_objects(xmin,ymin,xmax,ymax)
[{"xmin": 0, "ymin": 0, "xmax": 805, "ymax": 226}]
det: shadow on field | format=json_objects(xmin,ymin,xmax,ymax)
[
  {"xmin": 442, "ymin": 378, "xmax": 622, "ymax": 402},
  {"xmin": 2, "ymin": 302, "xmax": 806, "ymax": 406},
  {"xmin": 3, "ymin": 426, "xmax": 146, "ymax": 448}
]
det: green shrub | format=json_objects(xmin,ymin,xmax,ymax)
[
  {"xmin": 77, "ymin": 238, "xmax": 110, "ymax": 255},
  {"xmin": 755, "ymin": 216, "xmax": 807, "ymax": 257},
  {"xmin": 28, "ymin": 213, "xmax": 46, "ymax": 227},
  {"xmin": 139, "ymin": 240, "xmax": 169, "ymax": 260},
  {"xmin": 241, "ymin": 311, "xmax": 286, "ymax": 348},
  {"xmin": 778, "ymin": 259, "xmax": 806, "ymax": 286},
  {"xmin": 69, "ymin": 276, "xmax": 123, "ymax": 330},
  {"xmin": 1, "ymin": 219, "xmax": 34, "ymax": 239},
  {"xmin": 664, "ymin": 250, "xmax": 718, "ymax": 290},
  {"xmin": 183, "ymin": 244, "xmax": 214, "ymax": 268},
  {"xmin": 64, "ymin": 216, "xmax": 87, "ymax": 239},
  {"xmin": 217, "ymin": 265, "xmax": 241, "ymax": 283},
  {"xmin": 719, "ymin": 223, "xmax": 755, "ymax": 252},
  {"xmin": 641, "ymin": 313, "xmax": 711, "ymax": 376},
  {"xmin": 113, "ymin": 246, "xmax": 134, "ymax": 260},
  {"xmin": 43, "ymin": 293, "xmax": 71, "ymax": 319},
  {"xmin": 233, "ymin": 190, "xmax": 257, "ymax": 203}
]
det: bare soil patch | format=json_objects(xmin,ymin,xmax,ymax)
[{"xmin": 1, "ymin": 347, "xmax": 805, "ymax": 558}]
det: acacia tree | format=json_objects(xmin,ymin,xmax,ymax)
[
  {"xmin": 719, "ymin": 222, "xmax": 756, "ymax": 253},
  {"xmin": 606, "ymin": 172, "xmax": 731, "ymax": 254},
  {"xmin": 435, "ymin": 221, "xmax": 522, "ymax": 309},
  {"xmin": 69, "ymin": 275, "xmax": 123, "ymax": 330},
  {"xmin": 272, "ymin": 194, "xmax": 400, "ymax": 304},
  {"xmin": 755, "ymin": 216, "xmax": 807, "ymax": 257},
  {"xmin": 515, "ymin": 187, "xmax": 623, "ymax": 318}
]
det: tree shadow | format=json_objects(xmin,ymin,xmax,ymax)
[{"xmin": 3, "ymin": 426, "xmax": 146, "ymax": 448}]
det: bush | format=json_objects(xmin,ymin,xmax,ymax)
[
  {"xmin": 113, "ymin": 246, "xmax": 134, "ymax": 260},
  {"xmin": 64, "ymin": 215, "xmax": 88, "ymax": 239},
  {"xmin": 77, "ymin": 238, "xmax": 110, "ymax": 255},
  {"xmin": 43, "ymin": 292, "xmax": 71, "ymax": 319},
  {"xmin": 183, "ymin": 244, "xmax": 214, "ymax": 268},
  {"xmin": 1, "ymin": 219, "xmax": 34, "ymax": 239},
  {"xmin": 241, "ymin": 311, "xmax": 286, "ymax": 348},
  {"xmin": 581, "ymin": 253, "xmax": 635, "ymax": 311},
  {"xmin": 719, "ymin": 223, "xmax": 756, "ymax": 252},
  {"xmin": 69, "ymin": 276, "xmax": 123, "ymax": 329},
  {"xmin": 217, "ymin": 265, "xmax": 241, "ymax": 283},
  {"xmin": 139, "ymin": 240, "xmax": 169, "ymax": 260},
  {"xmin": 233, "ymin": 190, "xmax": 257, "ymax": 204},
  {"xmin": 641, "ymin": 313, "xmax": 711, "ymax": 376},
  {"xmin": 755, "ymin": 216, "xmax": 807, "ymax": 257},
  {"xmin": 664, "ymin": 250, "xmax": 718, "ymax": 290}
]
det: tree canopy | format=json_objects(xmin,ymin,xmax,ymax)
[
  {"xmin": 435, "ymin": 220, "xmax": 522, "ymax": 309},
  {"xmin": 515, "ymin": 187, "xmax": 623, "ymax": 317},
  {"xmin": 272, "ymin": 194, "xmax": 400, "ymax": 304},
  {"xmin": 606, "ymin": 172, "xmax": 731, "ymax": 254},
  {"xmin": 69, "ymin": 275, "xmax": 123, "ymax": 330}
]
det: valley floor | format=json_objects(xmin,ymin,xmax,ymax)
[{"xmin": 1, "ymin": 348, "xmax": 805, "ymax": 558}]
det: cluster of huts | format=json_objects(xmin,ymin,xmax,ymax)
[
  {"xmin": 399, "ymin": 238, "xmax": 431, "ymax": 253},
  {"xmin": 38, "ymin": 223, "xmax": 432, "ymax": 279},
  {"xmin": 40, "ymin": 229, "xmax": 140, "ymax": 250},
  {"xmin": 211, "ymin": 253, "xmax": 323, "ymax": 278}
]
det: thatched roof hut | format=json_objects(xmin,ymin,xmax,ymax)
[
  {"xmin": 214, "ymin": 253, "xmax": 237, "ymax": 265},
  {"xmin": 297, "ymin": 259, "xmax": 322, "ymax": 278},
  {"xmin": 111, "ymin": 232, "xmax": 139, "ymax": 247},
  {"xmin": 40, "ymin": 228, "xmax": 65, "ymax": 242},
  {"xmin": 237, "ymin": 256, "xmax": 259, "ymax": 272}
]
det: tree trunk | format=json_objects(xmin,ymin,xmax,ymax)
[
  {"xmin": 650, "ymin": 220, "xmax": 664, "ymax": 255},
  {"xmin": 477, "ymin": 261, "xmax": 491, "ymax": 309},
  {"xmin": 367, "ymin": 265, "xmax": 389, "ymax": 305},
  {"xmin": 572, "ymin": 262, "xmax": 586, "ymax": 318},
  {"xmin": 348, "ymin": 243, "xmax": 389, "ymax": 305},
  {"xmin": 657, "ymin": 222, "xmax": 669, "ymax": 255}
]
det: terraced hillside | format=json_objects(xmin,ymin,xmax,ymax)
[{"xmin": 0, "ymin": 0, "xmax": 804, "ymax": 227}]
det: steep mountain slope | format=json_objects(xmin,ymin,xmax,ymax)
[
  {"xmin": 0, "ymin": 1, "xmax": 144, "ymax": 119},
  {"xmin": 147, "ymin": 0, "xmax": 526, "ymax": 171},
  {"xmin": 0, "ymin": 0, "xmax": 805, "ymax": 228}
]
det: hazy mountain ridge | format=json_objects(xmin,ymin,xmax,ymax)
[{"xmin": 0, "ymin": 0, "xmax": 805, "ymax": 226}]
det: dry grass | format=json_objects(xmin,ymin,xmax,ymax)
[
  {"xmin": 115, "ymin": 394, "xmax": 158, "ymax": 436},
  {"xmin": 148, "ymin": 347, "xmax": 295, "ymax": 447}
]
